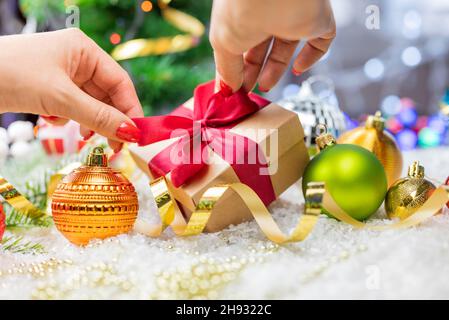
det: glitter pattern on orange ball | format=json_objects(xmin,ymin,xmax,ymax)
[{"xmin": 51, "ymin": 147, "xmax": 139, "ymax": 245}]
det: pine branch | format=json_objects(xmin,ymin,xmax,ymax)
[
  {"xmin": 1, "ymin": 235, "xmax": 46, "ymax": 254},
  {"xmin": 6, "ymin": 208, "xmax": 52, "ymax": 229}
]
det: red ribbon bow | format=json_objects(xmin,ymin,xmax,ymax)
[{"xmin": 133, "ymin": 81, "xmax": 276, "ymax": 205}]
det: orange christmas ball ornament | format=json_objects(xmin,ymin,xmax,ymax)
[
  {"xmin": 338, "ymin": 111, "xmax": 403, "ymax": 187},
  {"xmin": 51, "ymin": 147, "xmax": 139, "ymax": 245}
]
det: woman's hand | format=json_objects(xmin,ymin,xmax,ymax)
[
  {"xmin": 210, "ymin": 0, "xmax": 336, "ymax": 92},
  {"xmin": 0, "ymin": 28, "xmax": 143, "ymax": 151}
]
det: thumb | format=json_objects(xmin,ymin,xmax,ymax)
[{"xmin": 59, "ymin": 82, "xmax": 141, "ymax": 143}]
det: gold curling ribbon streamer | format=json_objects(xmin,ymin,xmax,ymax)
[
  {"xmin": 135, "ymin": 177, "xmax": 322, "ymax": 244},
  {"xmin": 321, "ymin": 185, "xmax": 449, "ymax": 230},
  {"xmin": 0, "ymin": 175, "xmax": 44, "ymax": 218},
  {"xmin": 0, "ymin": 162, "xmax": 82, "ymax": 218},
  {"xmin": 111, "ymin": 0, "xmax": 205, "ymax": 61},
  {"xmin": 134, "ymin": 178, "xmax": 449, "ymax": 243},
  {"xmin": 47, "ymin": 162, "xmax": 82, "ymax": 199}
]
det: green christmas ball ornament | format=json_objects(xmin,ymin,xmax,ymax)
[{"xmin": 302, "ymin": 125, "xmax": 388, "ymax": 221}]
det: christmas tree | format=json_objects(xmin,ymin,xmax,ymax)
[{"xmin": 18, "ymin": 0, "xmax": 214, "ymax": 115}]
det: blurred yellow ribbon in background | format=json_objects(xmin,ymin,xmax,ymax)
[{"xmin": 111, "ymin": 0, "xmax": 205, "ymax": 61}]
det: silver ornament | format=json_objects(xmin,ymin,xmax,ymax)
[{"xmin": 278, "ymin": 76, "xmax": 346, "ymax": 153}]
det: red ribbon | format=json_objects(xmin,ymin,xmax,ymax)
[{"xmin": 133, "ymin": 81, "xmax": 276, "ymax": 205}]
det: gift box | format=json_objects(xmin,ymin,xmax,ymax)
[{"xmin": 130, "ymin": 82, "xmax": 309, "ymax": 232}]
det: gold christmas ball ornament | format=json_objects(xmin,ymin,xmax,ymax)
[
  {"xmin": 385, "ymin": 161, "xmax": 436, "ymax": 220},
  {"xmin": 338, "ymin": 111, "xmax": 403, "ymax": 187},
  {"xmin": 51, "ymin": 147, "xmax": 139, "ymax": 245}
]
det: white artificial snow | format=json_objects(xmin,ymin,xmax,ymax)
[{"xmin": 0, "ymin": 147, "xmax": 448, "ymax": 299}]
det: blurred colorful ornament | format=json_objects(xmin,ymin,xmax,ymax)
[
  {"xmin": 400, "ymin": 97, "xmax": 415, "ymax": 109},
  {"xmin": 385, "ymin": 161, "xmax": 436, "ymax": 220},
  {"xmin": 396, "ymin": 105, "xmax": 418, "ymax": 128},
  {"xmin": 427, "ymin": 114, "xmax": 447, "ymax": 135},
  {"xmin": 7, "ymin": 121, "xmax": 34, "ymax": 142},
  {"xmin": 386, "ymin": 117, "xmax": 403, "ymax": 135},
  {"xmin": 36, "ymin": 118, "xmax": 87, "ymax": 156},
  {"xmin": 439, "ymin": 88, "xmax": 449, "ymax": 116},
  {"xmin": 51, "ymin": 147, "xmax": 139, "ymax": 245},
  {"xmin": 338, "ymin": 111, "xmax": 403, "ymax": 187},
  {"xmin": 0, "ymin": 203, "xmax": 5, "ymax": 241},
  {"xmin": 414, "ymin": 115, "xmax": 428, "ymax": 133},
  {"xmin": 302, "ymin": 125, "xmax": 387, "ymax": 221},
  {"xmin": 418, "ymin": 127, "xmax": 441, "ymax": 148},
  {"xmin": 343, "ymin": 113, "xmax": 359, "ymax": 130},
  {"xmin": 278, "ymin": 76, "xmax": 346, "ymax": 155},
  {"xmin": 396, "ymin": 128, "xmax": 418, "ymax": 150}
]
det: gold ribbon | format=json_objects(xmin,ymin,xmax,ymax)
[
  {"xmin": 111, "ymin": 0, "xmax": 205, "ymax": 61},
  {"xmin": 0, "ymin": 162, "xmax": 82, "ymax": 219},
  {"xmin": 47, "ymin": 162, "xmax": 82, "ymax": 199},
  {"xmin": 321, "ymin": 185, "xmax": 449, "ymax": 230},
  {"xmin": 134, "ymin": 177, "xmax": 449, "ymax": 243},
  {"xmin": 2, "ymin": 162, "xmax": 448, "ymax": 242},
  {"xmin": 135, "ymin": 177, "xmax": 322, "ymax": 244},
  {"xmin": 0, "ymin": 175, "xmax": 44, "ymax": 218}
]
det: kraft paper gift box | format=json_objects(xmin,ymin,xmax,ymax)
[{"xmin": 129, "ymin": 99, "xmax": 309, "ymax": 232}]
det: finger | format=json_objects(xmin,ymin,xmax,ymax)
[
  {"xmin": 292, "ymin": 30, "xmax": 335, "ymax": 74},
  {"xmin": 212, "ymin": 47, "xmax": 244, "ymax": 93},
  {"xmin": 108, "ymin": 139, "xmax": 123, "ymax": 153},
  {"xmin": 82, "ymin": 80, "xmax": 108, "ymax": 102},
  {"xmin": 72, "ymin": 39, "xmax": 144, "ymax": 118},
  {"xmin": 40, "ymin": 115, "xmax": 69, "ymax": 126},
  {"xmin": 79, "ymin": 126, "xmax": 95, "ymax": 141},
  {"xmin": 57, "ymin": 81, "xmax": 141, "ymax": 143},
  {"xmin": 242, "ymin": 37, "xmax": 272, "ymax": 92},
  {"xmin": 258, "ymin": 38, "xmax": 299, "ymax": 92}
]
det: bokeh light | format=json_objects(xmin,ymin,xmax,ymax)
[
  {"xmin": 364, "ymin": 58, "xmax": 385, "ymax": 80},
  {"xmin": 386, "ymin": 117, "xmax": 403, "ymax": 135},
  {"xmin": 427, "ymin": 114, "xmax": 447, "ymax": 134},
  {"xmin": 414, "ymin": 116, "xmax": 428, "ymax": 133},
  {"xmin": 141, "ymin": 1, "xmax": 153, "ymax": 12},
  {"xmin": 282, "ymin": 84, "xmax": 300, "ymax": 99},
  {"xmin": 381, "ymin": 95, "xmax": 402, "ymax": 116},
  {"xmin": 402, "ymin": 10, "xmax": 422, "ymax": 39},
  {"xmin": 397, "ymin": 107, "xmax": 418, "ymax": 128},
  {"xmin": 401, "ymin": 46, "xmax": 422, "ymax": 67},
  {"xmin": 418, "ymin": 128, "xmax": 441, "ymax": 148},
  {"xmin": 109, "ymin": 33, "xmax": 121, "ymax": 45},
  {"xmin": 396, "ymin": 129, "xmax": 418, "ymax": 150}
]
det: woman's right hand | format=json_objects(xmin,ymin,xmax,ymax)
[{"xmin": 0, "ymin": 29, "xmax": 143, "ymax": 151}]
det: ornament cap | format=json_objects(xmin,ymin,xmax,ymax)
[
  {"xmin": 365, "ymin": 111, "xmax": 385, "ymax": 131},
  {"xmin": 315, "ymin": 124, "xmax": 337, "ymax": 151},
  {"xmin": 407, "ymin": 161, "xmax": 425, "ymax": 178},
  {"xmin": 86, "ymin": 147, "xmax": 108, "ymax": 167}
]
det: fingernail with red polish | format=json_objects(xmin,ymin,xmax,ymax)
[
  {"xmin": 292, "ymin": 69, "xmax": 302, "ymax": 76},
  {"xmin": 116, "ymin": 122, "xmax": 141, "ymax": 143},
  {"xmin": 83, "ymin": 130, "xmax": 95, "ymax": 141},
  {"xmin": 259, "ymin": 86, "xmax": 270, "ymax": 93},
  {"xmin": 41, "ymin": 115, "xmax": 60, "ymax": 121}
]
